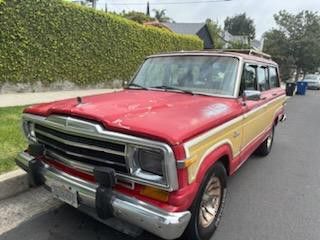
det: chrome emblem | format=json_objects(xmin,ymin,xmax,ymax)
[{"xmin": 47, "ymin": 115, "xmax": 98, "ymax": 133}]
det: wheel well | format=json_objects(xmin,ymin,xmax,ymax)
[
  {"xmin": 218, "ymin": 155, "xmax": 230, "ymax": 176},
  {"xmin": 274, "ymin": 116, "xmax": 279, "ymax": 126}
]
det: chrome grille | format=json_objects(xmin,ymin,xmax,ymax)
[{"xmin": 34, "ymin": 124, "xmax": 128, "ymax": 174}]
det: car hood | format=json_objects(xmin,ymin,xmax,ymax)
[{"xmin": 24, "ymin": 90, "xmax": 241, "ymax": 145}]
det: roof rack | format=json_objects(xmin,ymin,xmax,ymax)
[{"xmin": 213, "ymin": 49, "xmax": 272, "ymax": 60}]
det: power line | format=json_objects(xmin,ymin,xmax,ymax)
[{"xmin": 108, "ymin": 0, "xmax": 232, "ymax": 6}]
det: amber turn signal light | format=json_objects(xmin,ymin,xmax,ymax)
[{"xmin": 140, "ymin": 186, "xmax": 169, "ymax": 202}]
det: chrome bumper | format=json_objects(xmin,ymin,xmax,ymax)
[{"xmin": 16, "ymin": 151, "xmax": 191, "ymax": 240}]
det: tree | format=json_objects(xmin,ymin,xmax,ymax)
[
  {"xmin": 224, "ymin": 13, "xmax": 255, "ymax": 40},
  {"xmin": 153, "ymin": 9, "xmax": 171, "ymax": 22},
  {"xmin": 120, "ymin": 11, "xmax": 154, "ymax": 24},
  {"xmin": 264, "ymin": 10, "xmax": 320, "ymax": 80},
  {"xmin": 205, "ymin": 19, "xmax": 224, "ymax": 49},
  {"xmin": 263, "ymin": 30, "xmax": 294, "ymax": 81}
]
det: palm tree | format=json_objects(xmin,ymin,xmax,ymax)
[{"xmin": 153, "ymin": 9, "xmax": 171, "ymax": 22}]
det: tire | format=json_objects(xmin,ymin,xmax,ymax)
[
  {"xmin": 255, "ymin": 126, "xmax": 274, "ymax": 156},
  {"xmin": 182, "ymin": 162, "xmax": 227, "ymax": 240}
]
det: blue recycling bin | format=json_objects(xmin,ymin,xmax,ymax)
[{"xmin": 296, "ymin": 81, "xmax": 308, "ymax": 95}]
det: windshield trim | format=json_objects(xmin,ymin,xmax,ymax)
[
  {"xmin": 129, "ymin": 54, "xmax": 242, "ymax": 99},
  {"xmin": 126, "ymin": 87, "xmax": 239, "ymax": 99}
]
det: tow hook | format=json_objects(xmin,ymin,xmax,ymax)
[
  {"xmin": 26, "ymin": 144, "xmax": 45, "ymax": 186},
  {"xmin": 94, "ymin": 167, "xmax": 116, "ymax": 219}
]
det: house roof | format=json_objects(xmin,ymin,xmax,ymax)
[
  {"xmin": 143, "ymin": 22, "xmax": 173, "ymax": 32},
  {"xmin": 251, "ymin": 39, "xmax": 264, "ymax": 51},
  {"xmin": 222, "ymin": 31, "xmax": 249, "ymax": 43},
  {"xmin": 163, "ymin": 23, "xmax": 206, "ymax": 35}
]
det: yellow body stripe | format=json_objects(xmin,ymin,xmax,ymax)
[{"xmin": 184, "ymin": 95, "xmax": 286, "ymax": 183}]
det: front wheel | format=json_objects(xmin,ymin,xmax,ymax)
[
  {"xmin": 255, "ymin": 126, "xmax": 274, "ymax": 156},
  {"xmin": 182, "ymin": 162, "xmax": 227, "ymax": 240}
]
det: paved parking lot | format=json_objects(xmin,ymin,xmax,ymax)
[{"xmin": 1, "ymin": 91, "xmax": 320, "ymax": 240}]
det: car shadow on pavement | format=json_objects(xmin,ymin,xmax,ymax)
[
  {"xmin": 0, "ymin": 154, "xmax": 266, "ymax": 240},
  {"xmin": 0, "ymin": 204, "xmax": 161, "ymax": 240}
]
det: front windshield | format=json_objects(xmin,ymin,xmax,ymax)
[{"xmin": 131, "ymin": 56, "xmax": 239, "ymax": 96}]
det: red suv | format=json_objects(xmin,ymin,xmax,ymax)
[{"xmin": 17, "ymin": 50, "xmax": 286, "ymax": 240}]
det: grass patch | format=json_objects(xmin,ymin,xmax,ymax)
[{"xmin": 0, "ymin": 106, "xmax": 27, "ymax": 174}]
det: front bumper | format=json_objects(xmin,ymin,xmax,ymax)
[{"xmin": 16, "ymin": 151, "xmax": 191, "ymax": 240}]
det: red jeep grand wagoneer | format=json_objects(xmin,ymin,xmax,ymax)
[{"xmin": 16, "ymin": 50, "xmax": 286, "ymax": 240}]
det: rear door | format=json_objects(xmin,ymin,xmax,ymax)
[
  {"xmin": 260, "ymin": 65, "xmax": 286, "ymax": 126},
  {"xmin": 240, "ymin": 64, "xmax": 264, "ymax": 148},
  {"xmin": 240, "ymin": 63, "xmax": 271, "ymax": 161}
]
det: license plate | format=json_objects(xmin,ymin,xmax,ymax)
[{"xmin": 51, "ymin": 183, "xmax": 79, "ymax": 208}]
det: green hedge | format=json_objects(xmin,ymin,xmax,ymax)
[{"xmin": 0, "ymin": 0, "xmax": 202, "ymax": 86}]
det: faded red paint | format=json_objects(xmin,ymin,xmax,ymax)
[
  {"xmin": 24, "ymin": 90, "xmax": 243, "ymax": 146},
  {"xmin": 23, "ymin": 86, "xmax": 285, "ymax": 212}
]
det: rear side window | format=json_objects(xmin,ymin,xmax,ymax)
[
  {"xmin": 241, "ymin": 64, "xmax": 257, "ymax": 92},
  {"xmin": 257, "ymin": 67, "xmax": 269, "ymax": 91},
  {"xmin": 269, "ymin": 67, "xmax": 280, "ymax": 88}
]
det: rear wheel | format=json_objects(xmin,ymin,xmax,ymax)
[
  {"xmin": 182, "ymin": 162, "xmax": 227, "ymax": 240},
  {"xmin": 255, "ymin": 126, "xmax": 274, "ymax": 156}
]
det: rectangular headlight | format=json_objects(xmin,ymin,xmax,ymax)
[
  {"xmin": 137, "ymin": 149, "xmax": 164, "ymax": 176},
  {"xmin": 126, "ymin": 143, "xmax": 178, "ymax": 191},
  {"xmin": 22, "ymin": 120, "xmax": 36, "ymax": 142}
]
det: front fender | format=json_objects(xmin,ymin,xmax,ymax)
[
  {"xmin": 167, "ymin": 143, "xmax": 233, "ymax": 211},
  {"xmin": 194, "ymin": 143, "xmax": 232, "ymax": 185}
]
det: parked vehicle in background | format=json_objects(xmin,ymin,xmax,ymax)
[
  {"xmin": 303, "ymin": 74, "xmax": 320, "ymax": 90},
  {"xmin": 16, "ymin": 50, "xmax": 286, "ymax": 240}
]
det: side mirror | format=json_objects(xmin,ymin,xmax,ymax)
[{"xmin": 242, "ymin": 90, "xmax": 261, "ymax": 101}]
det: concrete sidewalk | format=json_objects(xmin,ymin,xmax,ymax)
[{"xmin": 0, "ymin": 89, "xmax": 120, "ymax": 108}]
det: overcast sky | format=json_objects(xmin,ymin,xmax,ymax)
[{"xmin": 96, "ymin": 0, "xmax": 320, "ymax": 39}]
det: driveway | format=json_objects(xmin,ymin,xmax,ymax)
[{"xmin": 1, "ymin": 91, "xmax": 320, "ymax": 240}]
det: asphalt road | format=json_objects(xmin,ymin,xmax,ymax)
[{"xmin": 1, "ymin": 91, "xmax": 320, "ymax": 240}]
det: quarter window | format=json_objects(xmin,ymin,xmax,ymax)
[{"xmin": 269, "ymin": 67, "xmax": 280, "ymax": 88}]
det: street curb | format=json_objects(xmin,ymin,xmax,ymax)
[{"xmin": 0, "ymin": 169, "xmax": 30, "ymax": 200}]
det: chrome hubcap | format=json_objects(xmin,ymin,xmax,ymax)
[
  {"xmin": 267, "ymin": 130, "xmax": 273, "ymax": 149},
  {"xmin": 199, "ymin": 176, "xmax": 221, "ymax": 228}
]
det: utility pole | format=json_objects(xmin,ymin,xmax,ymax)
[
  {"xmin": 146, "ymin": 1, "xmax": 150, "ymax": 16},
  {"xmin": 92, "ymin": 0, "xmax": 97, "ymax": 9},
  {"xmin": 105, "ymin": 3, "xmax": 108, "ymax": 12}
]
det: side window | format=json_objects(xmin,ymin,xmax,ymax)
[
  {"xmin": 240, "ymin": 64, "xmax": 257, "ymax": 94},
  {"xmin": 269, "ymin": 67, "xmax": 280, "ymax": 88},
  {"xmin": 257, "ymin": 67, "xmax": 269, "ymax": 91}
]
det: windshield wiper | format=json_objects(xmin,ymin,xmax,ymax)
[
  {"xmin": 127, "ymin": 83, "xmax": 149, "ymax": 90},
  {"xmin": 151, "ymin": 85, "xmax": 194, "ymax": 95}
]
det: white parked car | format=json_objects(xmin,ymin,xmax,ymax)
[{"xmin": 303, "ymin": 74, "xmax": 320, "ymax": 90}]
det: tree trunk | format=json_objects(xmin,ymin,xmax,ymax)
[{"xmin": 295, "ymin": 67, "xmax": 301, "ymax": 81}]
